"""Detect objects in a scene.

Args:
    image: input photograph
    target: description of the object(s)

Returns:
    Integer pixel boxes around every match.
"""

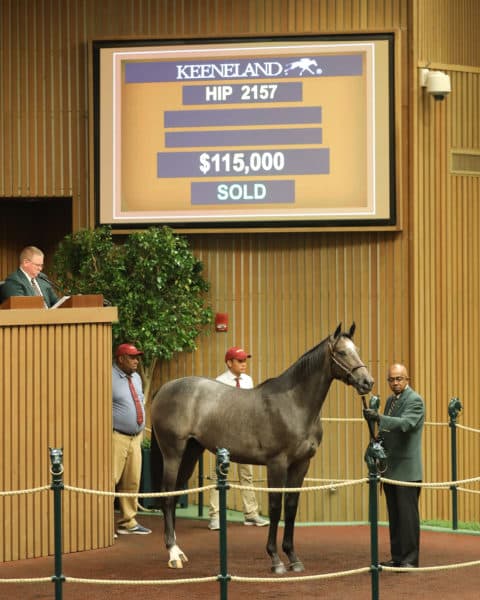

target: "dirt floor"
[1,512,480,599]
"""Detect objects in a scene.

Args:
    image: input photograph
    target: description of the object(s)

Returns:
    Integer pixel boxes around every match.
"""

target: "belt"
[113,428,140,437]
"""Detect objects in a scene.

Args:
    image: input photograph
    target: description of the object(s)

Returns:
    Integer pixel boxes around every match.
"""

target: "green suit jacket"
[0,268,58,308]
[378,386,425,481]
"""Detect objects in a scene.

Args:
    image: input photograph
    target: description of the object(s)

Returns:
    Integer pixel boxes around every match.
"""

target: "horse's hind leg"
[158,447,189,569]
[159,457,184,568]
[162,439,204,569]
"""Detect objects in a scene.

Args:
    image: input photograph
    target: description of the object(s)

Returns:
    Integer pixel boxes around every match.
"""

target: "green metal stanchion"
[365,439,385,600]
[216,448,231,600]
[49,447,65,600]
[362,395,386,600]
[448,397,462,530]
[198,454,204,517]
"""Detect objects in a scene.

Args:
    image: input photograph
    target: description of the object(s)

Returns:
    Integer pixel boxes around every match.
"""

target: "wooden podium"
[0,296,44,309]
[0,299,118,561]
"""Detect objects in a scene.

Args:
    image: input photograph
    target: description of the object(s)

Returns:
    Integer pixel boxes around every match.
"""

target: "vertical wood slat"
[0,310,115,562]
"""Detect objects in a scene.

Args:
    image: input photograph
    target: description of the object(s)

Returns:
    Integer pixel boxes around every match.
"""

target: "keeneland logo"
[284,57,321,75]
[175,58,322,80]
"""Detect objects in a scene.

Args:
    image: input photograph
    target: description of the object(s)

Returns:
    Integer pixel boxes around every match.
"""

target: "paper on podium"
[50,296,71,309]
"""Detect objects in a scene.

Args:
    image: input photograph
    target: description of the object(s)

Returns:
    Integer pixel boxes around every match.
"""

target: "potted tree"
[52,225,213,504]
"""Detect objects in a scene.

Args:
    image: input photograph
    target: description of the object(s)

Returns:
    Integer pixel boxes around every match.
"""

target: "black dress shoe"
[380,560,400,567]
[398,562,417,568]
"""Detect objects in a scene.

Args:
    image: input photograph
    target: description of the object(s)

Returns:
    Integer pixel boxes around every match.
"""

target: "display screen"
[92,35,396,229]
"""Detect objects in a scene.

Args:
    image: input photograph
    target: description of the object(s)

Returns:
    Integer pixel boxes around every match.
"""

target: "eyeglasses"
[387,376,407,383]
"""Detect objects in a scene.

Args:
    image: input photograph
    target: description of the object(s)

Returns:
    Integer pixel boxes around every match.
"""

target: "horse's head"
[329,322,374,395]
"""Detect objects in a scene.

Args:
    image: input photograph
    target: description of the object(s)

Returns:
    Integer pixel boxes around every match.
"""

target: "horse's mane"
[257,334,329,390]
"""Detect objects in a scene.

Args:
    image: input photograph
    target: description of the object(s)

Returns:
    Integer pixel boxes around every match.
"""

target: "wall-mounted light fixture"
[419,67,451,101]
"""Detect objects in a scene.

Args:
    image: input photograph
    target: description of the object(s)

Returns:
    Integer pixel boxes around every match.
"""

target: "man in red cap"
[112,343,151,535]
[208,346,269,530]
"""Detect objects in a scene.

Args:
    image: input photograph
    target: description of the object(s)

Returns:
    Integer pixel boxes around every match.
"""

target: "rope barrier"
[231,566,371,582]
[381,558,480,572]
[457,423,480,434]
[380,475,480,488]
[63,483,217,497]
[2,409,480,598]
[229,478,368,493]
[0,577,52,584]
[5,474,480,500]
[64,575,218,585]
[0,485,50,496]
[458,487,480,494]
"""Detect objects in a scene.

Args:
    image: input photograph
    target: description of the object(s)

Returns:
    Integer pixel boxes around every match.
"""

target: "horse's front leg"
[266,490,286,574]
[281,458,311,572]
[282,490,304,572]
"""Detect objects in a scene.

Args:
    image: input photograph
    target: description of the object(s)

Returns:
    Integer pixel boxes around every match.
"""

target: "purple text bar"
[191,180,295,204]
[157,149,330,178]
[182,82,303,104]
[125,54,363,83]
[166,128,322,148]
[164,106,321,128]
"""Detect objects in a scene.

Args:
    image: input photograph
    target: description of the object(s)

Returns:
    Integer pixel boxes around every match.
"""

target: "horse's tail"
[149,429,164,509]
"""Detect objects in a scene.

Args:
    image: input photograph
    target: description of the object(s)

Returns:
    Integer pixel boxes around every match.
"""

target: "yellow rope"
[0,485,50,496]
[381,475,480,488]
[65,575,218,585]
[231,566,370,582]
[0,577,52,584]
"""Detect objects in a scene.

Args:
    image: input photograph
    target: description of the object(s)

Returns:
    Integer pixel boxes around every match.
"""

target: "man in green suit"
[0,246,58,308]
[364,363,425,568]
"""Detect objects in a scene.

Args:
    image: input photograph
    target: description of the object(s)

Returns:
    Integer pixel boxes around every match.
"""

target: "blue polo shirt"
[112,364,145,435]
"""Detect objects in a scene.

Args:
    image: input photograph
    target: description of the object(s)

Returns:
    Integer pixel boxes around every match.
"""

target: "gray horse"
[151,323,374,573]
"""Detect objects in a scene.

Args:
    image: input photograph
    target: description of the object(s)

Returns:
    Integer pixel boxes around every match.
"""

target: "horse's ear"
[333,323,342,338]
[347,322,356,338]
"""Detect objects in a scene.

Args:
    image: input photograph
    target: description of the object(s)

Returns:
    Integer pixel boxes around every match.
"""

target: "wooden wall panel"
[412,3,480,523]
[0,309,116,561]
[1,0,480,531]
[415,0,480,68]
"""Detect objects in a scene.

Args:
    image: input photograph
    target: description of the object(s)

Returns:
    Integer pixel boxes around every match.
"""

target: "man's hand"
[363,408,380,423]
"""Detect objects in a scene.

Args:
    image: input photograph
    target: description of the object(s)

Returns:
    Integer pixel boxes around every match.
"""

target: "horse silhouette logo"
[284,57,321,76]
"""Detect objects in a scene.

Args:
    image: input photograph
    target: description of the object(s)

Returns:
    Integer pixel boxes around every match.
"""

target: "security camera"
[426,70,451,101]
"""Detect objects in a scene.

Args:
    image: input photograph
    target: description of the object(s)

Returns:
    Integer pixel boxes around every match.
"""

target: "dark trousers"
[383,482,421,566]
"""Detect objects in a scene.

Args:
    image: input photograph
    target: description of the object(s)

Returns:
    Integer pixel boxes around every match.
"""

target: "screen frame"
[91,33,399,232]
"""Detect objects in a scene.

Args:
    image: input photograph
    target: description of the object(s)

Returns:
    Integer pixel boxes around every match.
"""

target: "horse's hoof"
[168,559,184,569]
[288,561,305,573]
[271,563,287,574]
[179,552,189,563]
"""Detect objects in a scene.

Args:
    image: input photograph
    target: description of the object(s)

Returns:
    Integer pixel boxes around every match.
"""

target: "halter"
[328,338,366,378]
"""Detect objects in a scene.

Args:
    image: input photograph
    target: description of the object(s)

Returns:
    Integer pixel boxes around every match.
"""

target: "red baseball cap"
[225,346,251,361]
[115,343,144,357]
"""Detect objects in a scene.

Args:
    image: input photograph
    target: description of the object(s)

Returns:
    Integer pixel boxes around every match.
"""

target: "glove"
[363,408,380,423]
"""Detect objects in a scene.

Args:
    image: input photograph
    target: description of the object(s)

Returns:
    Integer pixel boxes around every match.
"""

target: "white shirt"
[216,369,254,389]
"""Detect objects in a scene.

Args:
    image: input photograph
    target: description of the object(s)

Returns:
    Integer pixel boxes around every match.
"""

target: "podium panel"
[58,294,104,308]
[0,307,118,561]
[0,296,44,309]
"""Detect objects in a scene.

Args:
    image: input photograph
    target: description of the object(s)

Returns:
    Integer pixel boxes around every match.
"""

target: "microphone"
[37,272,65,293]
